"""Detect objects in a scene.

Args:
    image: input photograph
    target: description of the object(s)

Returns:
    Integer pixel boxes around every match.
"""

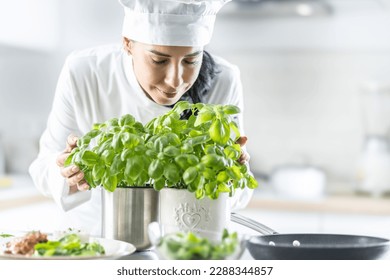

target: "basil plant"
[65,101,258,199]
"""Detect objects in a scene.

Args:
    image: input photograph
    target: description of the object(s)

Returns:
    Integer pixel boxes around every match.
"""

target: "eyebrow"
[148,49,203,58]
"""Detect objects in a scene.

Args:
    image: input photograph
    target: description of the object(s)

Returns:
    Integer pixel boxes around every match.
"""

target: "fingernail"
[78,173,83,179]
[72,166,79,172]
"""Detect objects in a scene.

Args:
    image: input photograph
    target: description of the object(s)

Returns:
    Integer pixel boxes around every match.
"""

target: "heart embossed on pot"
[181,213,201,229]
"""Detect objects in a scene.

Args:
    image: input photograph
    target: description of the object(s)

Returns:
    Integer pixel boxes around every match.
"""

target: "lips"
[156,88,178,98]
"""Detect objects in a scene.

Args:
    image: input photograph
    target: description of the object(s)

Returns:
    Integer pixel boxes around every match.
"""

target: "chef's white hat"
[119,0,231,47]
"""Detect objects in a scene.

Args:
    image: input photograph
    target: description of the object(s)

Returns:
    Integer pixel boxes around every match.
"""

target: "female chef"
[29,0,253,235]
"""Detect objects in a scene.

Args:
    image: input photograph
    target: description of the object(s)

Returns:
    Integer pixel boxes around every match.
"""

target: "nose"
[164,63,183,89]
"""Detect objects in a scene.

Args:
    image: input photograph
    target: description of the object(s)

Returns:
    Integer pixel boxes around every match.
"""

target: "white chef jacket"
[29,44,253,236]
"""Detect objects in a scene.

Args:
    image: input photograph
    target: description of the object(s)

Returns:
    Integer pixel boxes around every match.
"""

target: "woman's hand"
[56,134,89,194]
[236,136,250,165]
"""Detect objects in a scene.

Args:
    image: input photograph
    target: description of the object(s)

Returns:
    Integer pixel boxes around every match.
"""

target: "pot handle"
[231,212,279,235]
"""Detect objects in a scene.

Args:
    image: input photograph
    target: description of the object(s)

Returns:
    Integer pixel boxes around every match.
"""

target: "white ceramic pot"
[159,188,230,240]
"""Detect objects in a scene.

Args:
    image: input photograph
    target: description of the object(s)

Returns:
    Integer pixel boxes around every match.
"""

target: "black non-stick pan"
[231,212,390,260]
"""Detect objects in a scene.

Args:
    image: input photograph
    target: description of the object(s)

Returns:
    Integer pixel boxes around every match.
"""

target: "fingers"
[239,151,251,165]
[57,134,79,167]
[236,136,250,164]
[65,134,79,153]
[56,152,69,167]
[63,168,90,192]
[66,169,90,192]
[77,180,90,191]
[63,165,85,186]
[58,133,90,193]
[69,180,90,194]
[61,164,80,179]
[65,166,90,191]
[236,136,248,147]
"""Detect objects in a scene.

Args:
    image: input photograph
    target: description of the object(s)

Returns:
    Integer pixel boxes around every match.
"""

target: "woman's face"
[123,38,203,105]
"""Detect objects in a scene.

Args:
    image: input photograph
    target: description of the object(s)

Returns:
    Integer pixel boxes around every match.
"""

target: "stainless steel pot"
[101,187,159,251]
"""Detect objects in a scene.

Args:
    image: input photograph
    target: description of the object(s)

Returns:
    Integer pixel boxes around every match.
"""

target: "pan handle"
[231,212,279,235]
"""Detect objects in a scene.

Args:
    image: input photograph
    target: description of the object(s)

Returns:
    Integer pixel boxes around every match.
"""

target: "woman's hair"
[184,50,220,104]
[177,50,220,119]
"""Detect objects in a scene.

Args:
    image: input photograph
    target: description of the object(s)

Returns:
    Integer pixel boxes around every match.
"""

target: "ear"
[122,37,132,54]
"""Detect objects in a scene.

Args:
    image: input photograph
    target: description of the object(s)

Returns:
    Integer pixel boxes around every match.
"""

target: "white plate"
[0,233,136,260]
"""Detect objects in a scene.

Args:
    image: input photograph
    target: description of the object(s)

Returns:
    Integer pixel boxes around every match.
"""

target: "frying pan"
[231,212,390,260]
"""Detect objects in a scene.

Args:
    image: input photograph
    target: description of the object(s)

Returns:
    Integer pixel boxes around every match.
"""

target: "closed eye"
[152,59,168,65]
[184,60,200,65]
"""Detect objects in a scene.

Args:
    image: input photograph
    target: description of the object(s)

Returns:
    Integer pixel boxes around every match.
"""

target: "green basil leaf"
[64,149,77,167]
[183,167,198,185]
[226,166,242,180]
[101,149,115,165]
[222,105,240,115]
[163,146,180,157]
[110,154,125,175]
[188,130,203,137]
[111,132,123,151]
[83,171,94,189]
[217,183,230,193]
[205,182,217,196]
[201,154,226,170]
[195,188,205,199]
[174,154,191,170]
[107,118,119,128]
[145,149,157,158]
[119,114,135,127]
[195,162,205,172]
[103,174,117,192]
[136,171,149,186]
[81,150,99,166]
[209,119,230,146]
[96,140,111,155]
[172,100,191,115]
[202,168,216,180]
[126,156,143,180]
[180,143,193,153]
[223,146,240,160]
[216,171,229,183]
[85,129,100,140]
[240,163,248,173]
[148,159,164,180]
[120,148,131,161]
[154,136,168,152]
[186,154,199,166]
[230,121,241,140]
[92,162,105,181]
[166,133,181,146]
[92,122,103,130]
[204,145,217,155]
[187,134,210,146]
[153,178,166,191]
[246,175,259,189]
[163,163,180,185]
[121,132,142,148]
[194,106,215,127]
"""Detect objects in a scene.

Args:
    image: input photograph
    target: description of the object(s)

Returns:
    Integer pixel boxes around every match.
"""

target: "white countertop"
[0,174,40,201]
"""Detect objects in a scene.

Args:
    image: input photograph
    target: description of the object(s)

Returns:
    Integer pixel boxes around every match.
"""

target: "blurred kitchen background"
[1,0,390,238]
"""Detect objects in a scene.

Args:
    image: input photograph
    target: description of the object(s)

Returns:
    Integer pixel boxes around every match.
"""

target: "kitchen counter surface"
[119,249,254,260]
[0,174,51,211]
[248,191,390,216]
[2,174,390,216]
[2,174,390,260]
